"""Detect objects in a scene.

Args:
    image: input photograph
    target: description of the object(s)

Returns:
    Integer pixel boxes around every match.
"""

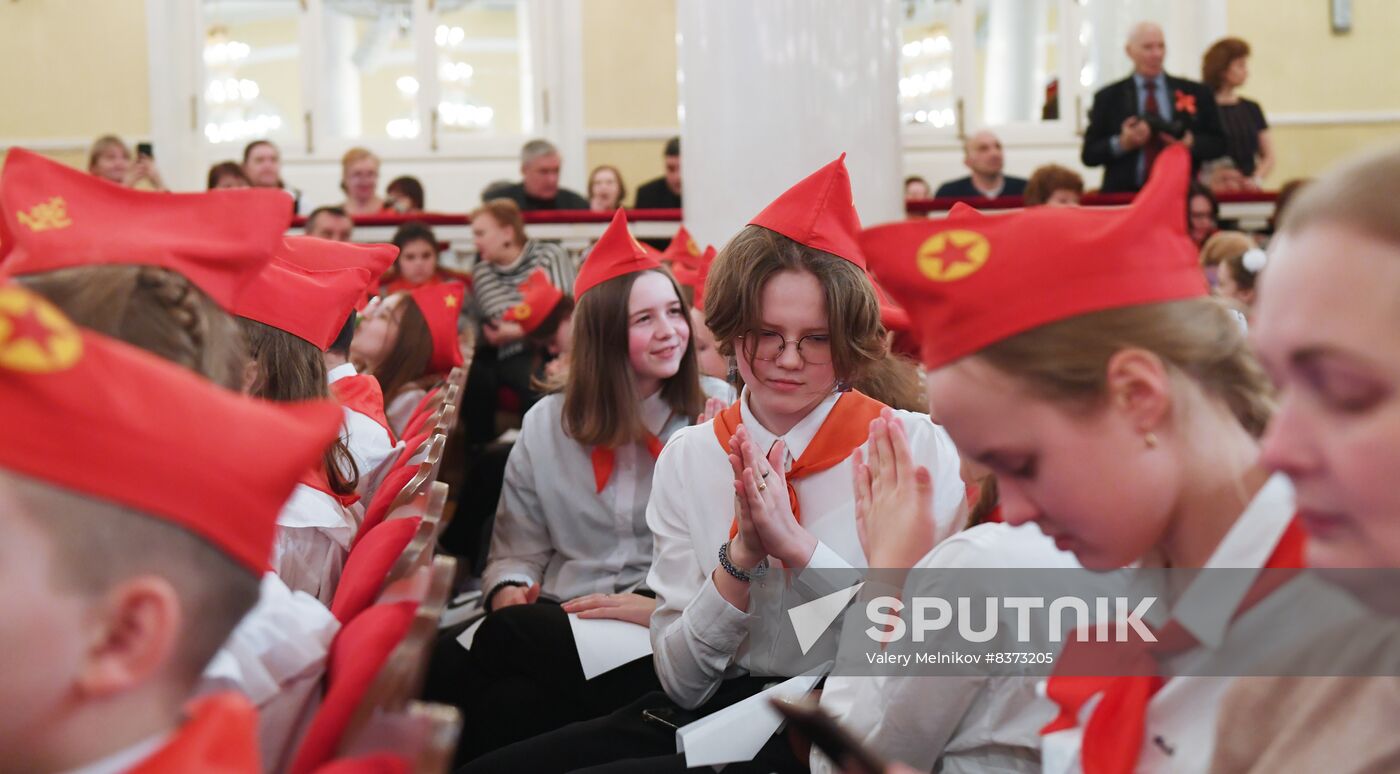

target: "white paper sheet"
[567,613,654,679]
[455,616,486,650]
[675,673,822,768]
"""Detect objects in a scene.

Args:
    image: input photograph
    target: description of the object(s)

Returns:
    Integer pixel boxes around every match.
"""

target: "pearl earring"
[1144,432,1158,449]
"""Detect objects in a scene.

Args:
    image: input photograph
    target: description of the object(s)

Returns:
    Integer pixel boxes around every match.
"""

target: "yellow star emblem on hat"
[444,294,460,309]
[916,229,990,282]
[0,286,83,373]
[16,196,73,233]
[510,301,532,320]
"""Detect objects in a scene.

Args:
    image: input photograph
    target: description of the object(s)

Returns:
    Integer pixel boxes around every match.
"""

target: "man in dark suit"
[1081,21,1225,193]
[934,130,1027,199]
[634,136,682,209]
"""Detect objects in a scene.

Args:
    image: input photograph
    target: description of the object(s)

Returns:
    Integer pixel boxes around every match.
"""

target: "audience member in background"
[305,206,354,242]
[587,165,626,212]
[1199,229,1255,290]
[88,135,165,190]
[339,146,384,216]
[494,139,589,211]
[1023,164,1084,207]
[1266,178,1311,238]
[904,175,932,200]
[352,283,466,436]
[1081,21,1225,192]
[243,139,300,212]
[1199,157,1253,193]
[505,269,576,382]
[1216,240,1267,312]
[481,179,515,202]
[207,161,251,190]
[672,245,729,385]
[386,175,425,213]
[634,136,683,209]
[934,129,1027,199]
[383,221,446,295]
[464,199,578,444]
[1189,181,1220,246]
[1204,36,1274,188]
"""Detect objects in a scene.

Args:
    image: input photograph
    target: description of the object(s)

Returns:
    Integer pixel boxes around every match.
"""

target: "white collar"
[640,388,673,436]
[326,362,358,384]
[63,732,173,774]
[738,388,842,466]
[1168,473,1296,649]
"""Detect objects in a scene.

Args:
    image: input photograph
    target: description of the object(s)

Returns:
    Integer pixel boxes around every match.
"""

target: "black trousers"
[459,676,807,774]
[461,345,539,444]
[425,600,663,765]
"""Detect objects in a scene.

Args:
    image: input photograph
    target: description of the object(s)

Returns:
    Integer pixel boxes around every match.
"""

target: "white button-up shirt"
[646,389,967,709]
[1042,474,1309,774]
[815,523,1083,774]
[327,363,398,496]
[272,484,357,606]
[482,383,726,602]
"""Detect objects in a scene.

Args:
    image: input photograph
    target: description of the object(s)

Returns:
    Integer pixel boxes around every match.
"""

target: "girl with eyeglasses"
[462,157,966,773]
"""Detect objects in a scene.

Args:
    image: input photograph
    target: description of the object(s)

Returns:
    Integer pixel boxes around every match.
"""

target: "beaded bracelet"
[718,540,769,582]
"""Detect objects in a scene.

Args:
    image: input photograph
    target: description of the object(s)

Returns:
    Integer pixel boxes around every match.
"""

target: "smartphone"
[640,706,699,732]
[136,142,154,160]
[770,697,887,774]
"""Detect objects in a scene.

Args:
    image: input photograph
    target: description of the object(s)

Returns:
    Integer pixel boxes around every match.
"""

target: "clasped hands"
[727,425,817,570]
[853,408,944,569]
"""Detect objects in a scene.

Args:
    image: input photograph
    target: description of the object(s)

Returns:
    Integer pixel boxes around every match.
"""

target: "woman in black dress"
[1203,37,1275,189]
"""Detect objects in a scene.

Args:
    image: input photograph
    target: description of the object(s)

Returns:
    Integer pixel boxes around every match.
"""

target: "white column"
[677,0,904,249]
[320,12,362,139]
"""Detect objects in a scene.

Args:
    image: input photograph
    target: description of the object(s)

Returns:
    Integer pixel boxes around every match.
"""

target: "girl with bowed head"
[862,145,1300,774]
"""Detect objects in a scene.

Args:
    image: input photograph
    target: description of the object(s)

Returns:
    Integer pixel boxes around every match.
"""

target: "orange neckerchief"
[1041,517,1308,774]
[713,390,887,538]
[299,464,362,508]
[128,693,260,773]
[330,373,397,444]
[591,434,665,493]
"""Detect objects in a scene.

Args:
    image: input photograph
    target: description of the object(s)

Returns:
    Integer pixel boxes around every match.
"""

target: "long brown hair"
[20,265,247,390]
[854,354,926,412]
[239,319,359,495]
[371,293,437,404]
[976,298,1273,437]
[562,269,704,448]
[704,225,886,384]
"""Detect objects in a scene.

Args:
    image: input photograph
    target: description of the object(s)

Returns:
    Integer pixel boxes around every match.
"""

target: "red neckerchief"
[712,390,887,538]
[330,373,397,444]
[299,464,362,508]
[127,693,260,773]
[1041,517,1308,774]
[591,434,665,493]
